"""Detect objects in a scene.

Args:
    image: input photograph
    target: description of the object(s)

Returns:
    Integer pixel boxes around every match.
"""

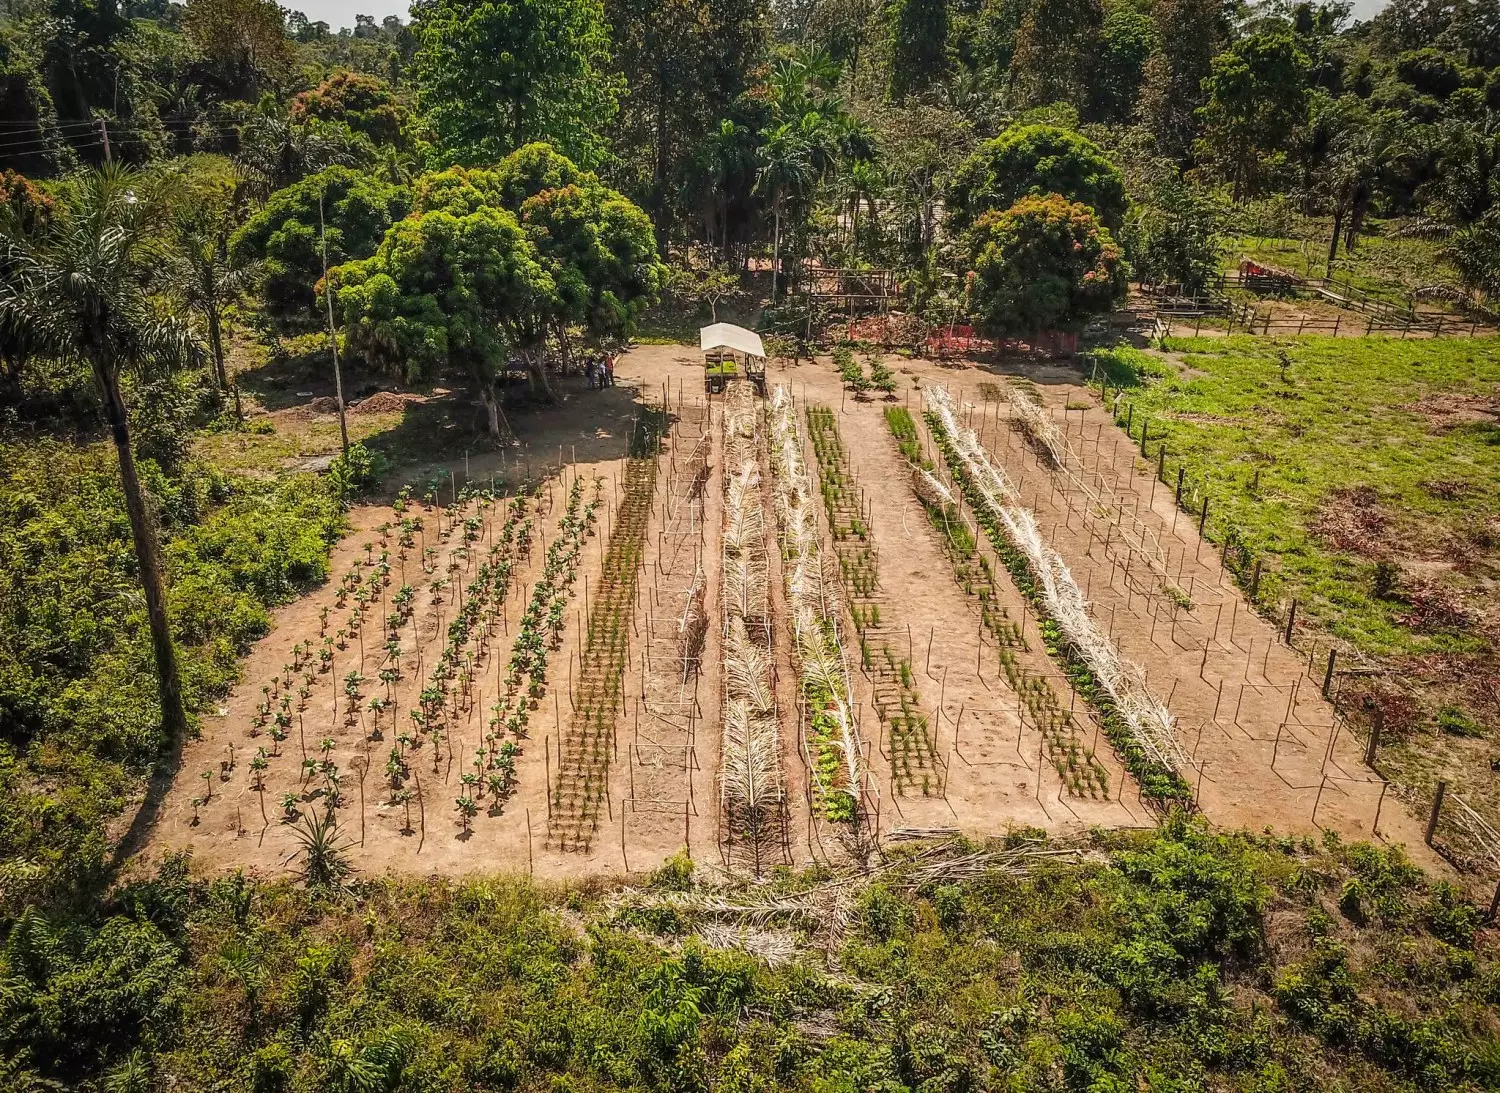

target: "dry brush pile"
[720,383,783,866]
[805,404,940,795]
[923,387,1192,803]
[768,386,862,824]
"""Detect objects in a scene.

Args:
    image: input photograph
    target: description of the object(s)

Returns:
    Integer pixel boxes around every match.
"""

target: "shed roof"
[699,323,765,359]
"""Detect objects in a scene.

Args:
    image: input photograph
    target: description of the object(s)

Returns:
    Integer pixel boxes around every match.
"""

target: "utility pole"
[318,196,351,462]
[98,118,112,165]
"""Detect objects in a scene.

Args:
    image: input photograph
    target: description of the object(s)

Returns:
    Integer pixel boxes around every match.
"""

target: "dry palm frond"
[720,384,781,815]
[925,386,1189,777]
[1006,384,1181,600]
[767,386,863,806]
[913,468,955,508]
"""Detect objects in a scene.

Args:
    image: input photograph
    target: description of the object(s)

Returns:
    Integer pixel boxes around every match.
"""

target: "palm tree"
[0,166,201,743]
[840,159,883,263]
[163,216,259,421]
[755,124,815,302]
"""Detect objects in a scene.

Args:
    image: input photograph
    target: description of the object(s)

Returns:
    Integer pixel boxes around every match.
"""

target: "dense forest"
[2,0,1500,1087]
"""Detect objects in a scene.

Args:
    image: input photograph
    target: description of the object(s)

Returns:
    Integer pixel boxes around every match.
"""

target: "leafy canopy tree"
[339,146,661,427]
[1121,175,1226,291]
[605,0,764,240]
[181,0,294,101]
[519,181,666,352]
[965,194,1127,337]
[291,71,411,148]
[1090,4,1158,123]
[1195,30,1310,202]
[886,0,949,99]
[229,166,410,326]
[0,167,203,743]
[335,202,552,442]
[410,0,620,168]
[1136,0,1229,161]
[0,171,55,402]
[947,124,1127,235]
[1008,0,1103,112]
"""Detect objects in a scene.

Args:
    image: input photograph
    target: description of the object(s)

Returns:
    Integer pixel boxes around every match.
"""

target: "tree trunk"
[1345,189,1369,254]
[771,199,781,303]
[525,343,557,402]
[96,357,188,743]
[1326,191,1347,278]
[207,308,242,422]
[477,377,514,443]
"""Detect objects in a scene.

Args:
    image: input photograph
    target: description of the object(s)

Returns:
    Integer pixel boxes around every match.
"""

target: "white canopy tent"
[699,323,765,359]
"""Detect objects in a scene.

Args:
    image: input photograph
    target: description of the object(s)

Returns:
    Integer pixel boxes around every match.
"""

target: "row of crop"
[831,345,897,398]
[922,387,1192,803]
[884,408,1110,797]
[721,384,782,829]
[236,485,530,830]
[805,404,942,793]
[767,385,861,823]
[550,457,657,848]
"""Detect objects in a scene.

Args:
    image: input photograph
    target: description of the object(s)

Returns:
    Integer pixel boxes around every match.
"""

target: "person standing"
[584,358,597,389]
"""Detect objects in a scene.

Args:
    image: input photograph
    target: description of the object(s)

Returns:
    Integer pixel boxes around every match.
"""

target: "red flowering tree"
[964,193,1127,338]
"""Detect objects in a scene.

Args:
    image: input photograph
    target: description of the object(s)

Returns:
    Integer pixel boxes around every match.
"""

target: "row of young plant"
[831,345,897,398]
[720,384,783,840]
[805,404,942,794]
[922,387,1192,803]
[236,484,532,832]
[767,386,862,823]
[884,407,1110,798]
[550,456,657,850]
[477,476,602,830]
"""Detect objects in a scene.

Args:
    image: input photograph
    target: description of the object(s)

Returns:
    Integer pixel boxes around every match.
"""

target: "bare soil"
[136,343,1444,884]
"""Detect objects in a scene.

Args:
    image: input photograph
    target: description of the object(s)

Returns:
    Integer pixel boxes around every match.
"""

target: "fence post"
[1284,598,1297,645]
[1249,559,1262,601]
[1365,706,1382,766]
[1333,316,1340,336]
[1174,466,1185,505]
[1425,780,1447,845]
[1321,648,1336,697]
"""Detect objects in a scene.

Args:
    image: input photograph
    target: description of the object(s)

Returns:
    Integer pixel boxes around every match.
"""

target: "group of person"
[584,351,617,389]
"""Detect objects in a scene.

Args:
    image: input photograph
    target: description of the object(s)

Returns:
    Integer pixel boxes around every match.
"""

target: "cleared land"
[144,339,1479,881]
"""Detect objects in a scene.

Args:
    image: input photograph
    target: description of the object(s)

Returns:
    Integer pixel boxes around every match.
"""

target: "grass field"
[1088,335,1500,830]
[1224,218,1464,312]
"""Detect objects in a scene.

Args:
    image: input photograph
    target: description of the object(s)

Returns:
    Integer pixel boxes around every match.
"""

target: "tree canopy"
[946,124,1127,236]
[965,193,1127,335]
[410,0,620,168]
[229,166,411,323]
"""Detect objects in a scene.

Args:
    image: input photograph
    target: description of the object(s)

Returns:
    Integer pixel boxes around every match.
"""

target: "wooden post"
[1284,598,1297,645]
[1249,559,1262,602]
[1365,706,1382,766]
[1321,648,1336,698]
[1425,779,1447,845]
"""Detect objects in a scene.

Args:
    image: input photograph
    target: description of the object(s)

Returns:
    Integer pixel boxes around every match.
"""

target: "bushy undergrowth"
[3,821,1497,1090]
[0,440,345,910]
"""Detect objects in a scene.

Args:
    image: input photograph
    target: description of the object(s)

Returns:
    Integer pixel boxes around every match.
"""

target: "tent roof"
[699,323,765,359]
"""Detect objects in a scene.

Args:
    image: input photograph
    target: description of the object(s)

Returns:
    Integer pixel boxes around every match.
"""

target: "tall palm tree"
[0,166,202,743]
[755,123,815,302]
[163,216,259,421]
